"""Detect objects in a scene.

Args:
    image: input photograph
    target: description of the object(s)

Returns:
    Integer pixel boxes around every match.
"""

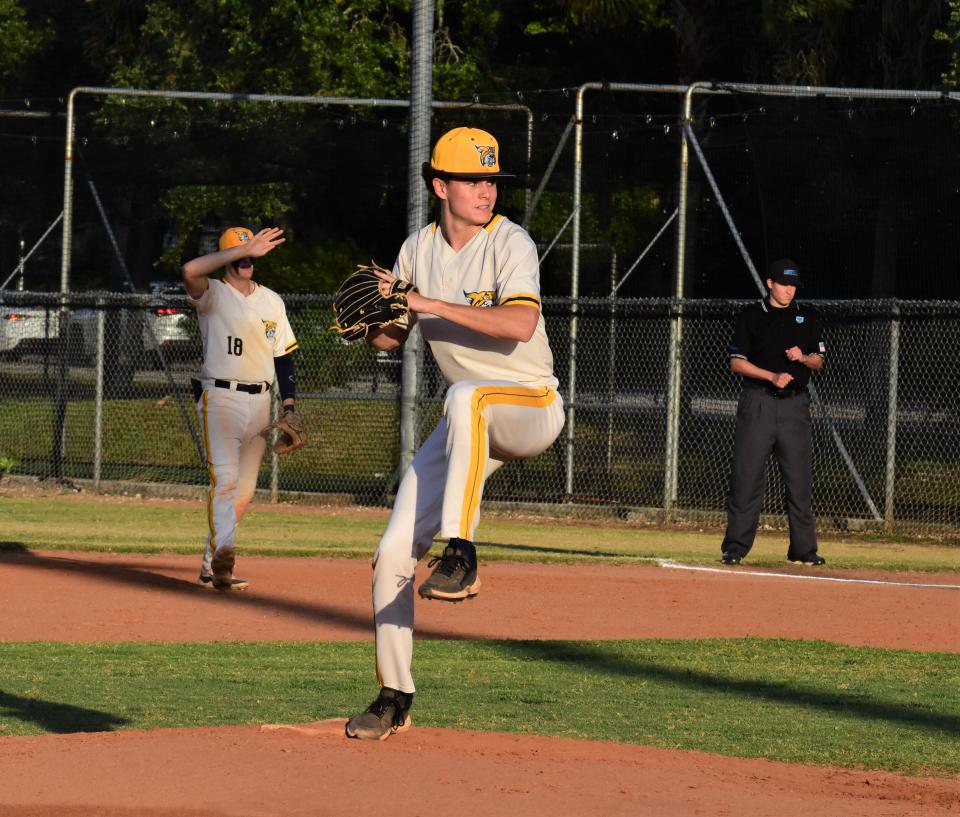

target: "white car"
[142,282,194,362]
[0,305,57,358]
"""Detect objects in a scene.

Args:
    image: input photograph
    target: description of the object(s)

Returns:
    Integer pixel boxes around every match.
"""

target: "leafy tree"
[0,0,51,85]
[936,0,960,86]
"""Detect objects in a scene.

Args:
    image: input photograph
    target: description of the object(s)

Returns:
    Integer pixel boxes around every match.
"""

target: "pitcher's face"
[436,178,498,227]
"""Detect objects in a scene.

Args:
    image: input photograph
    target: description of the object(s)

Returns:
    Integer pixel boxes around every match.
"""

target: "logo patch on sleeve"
[263,320,277,340]
[463,290,496,308]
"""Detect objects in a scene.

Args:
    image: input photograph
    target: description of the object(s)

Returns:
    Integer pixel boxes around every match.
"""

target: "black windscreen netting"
[680,91,960,300]
[8,87,960,301]
[61,95,552,295]
[565,88,960,301]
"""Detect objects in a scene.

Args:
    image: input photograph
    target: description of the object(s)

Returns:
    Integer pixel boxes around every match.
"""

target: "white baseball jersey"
[393,214,558,389]
[191,278,298,382]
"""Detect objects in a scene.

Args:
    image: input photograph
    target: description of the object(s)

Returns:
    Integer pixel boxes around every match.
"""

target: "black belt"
[744,382,807,399]
[213,379,266,394]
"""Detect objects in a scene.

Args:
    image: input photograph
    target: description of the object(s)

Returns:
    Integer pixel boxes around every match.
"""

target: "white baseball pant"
[371,380,564,693]
[197,387,271,574]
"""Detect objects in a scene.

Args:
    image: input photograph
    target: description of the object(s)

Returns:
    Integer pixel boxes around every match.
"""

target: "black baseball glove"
[330,262,416,343]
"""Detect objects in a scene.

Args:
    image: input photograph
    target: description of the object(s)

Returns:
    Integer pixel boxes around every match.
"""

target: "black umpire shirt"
[730,299,826,390]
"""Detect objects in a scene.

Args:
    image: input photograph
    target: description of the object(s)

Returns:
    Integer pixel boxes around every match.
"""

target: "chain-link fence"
[1,288,957,535]
[5,83,960,537]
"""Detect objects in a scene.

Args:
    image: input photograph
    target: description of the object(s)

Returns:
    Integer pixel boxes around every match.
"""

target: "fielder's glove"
[269,406,306,454]
[330,262,416,343]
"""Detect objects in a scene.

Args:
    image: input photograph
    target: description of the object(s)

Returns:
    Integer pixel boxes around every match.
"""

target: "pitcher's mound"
[1,724,957,817]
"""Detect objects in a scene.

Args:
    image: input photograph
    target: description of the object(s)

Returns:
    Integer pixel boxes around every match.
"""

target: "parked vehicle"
[0,282,197,367]
[0,305,58,359]
[142,282,195,362]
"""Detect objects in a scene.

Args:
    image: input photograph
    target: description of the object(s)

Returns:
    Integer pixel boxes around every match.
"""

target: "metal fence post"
[398,0,434,477]
[664,85,702,514]
[270,382,280,503]
[566,88,589,499]
[884,303,901,532]
[93,302,105,490]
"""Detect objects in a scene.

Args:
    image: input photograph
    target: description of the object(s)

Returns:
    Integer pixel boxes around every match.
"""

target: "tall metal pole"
[399,0,434,475]
[566,87,587,498]
[51,89,81,480]
[663,84,704,514]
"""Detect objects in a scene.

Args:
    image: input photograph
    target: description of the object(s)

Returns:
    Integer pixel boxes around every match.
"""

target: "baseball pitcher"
[341,127,565,740]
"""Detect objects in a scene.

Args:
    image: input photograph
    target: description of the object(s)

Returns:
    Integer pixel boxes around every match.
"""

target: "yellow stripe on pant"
[459,385,558,540]
[201,390,218,551]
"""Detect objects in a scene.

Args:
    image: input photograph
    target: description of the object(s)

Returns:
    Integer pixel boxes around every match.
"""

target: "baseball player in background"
[345,126,565,740]
[182,226,300,590]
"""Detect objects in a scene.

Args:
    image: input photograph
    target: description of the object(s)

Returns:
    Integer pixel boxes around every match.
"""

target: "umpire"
[721,258,827,566]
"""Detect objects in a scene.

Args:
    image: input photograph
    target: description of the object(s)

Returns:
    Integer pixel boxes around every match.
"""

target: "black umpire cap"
[768,258,802,287]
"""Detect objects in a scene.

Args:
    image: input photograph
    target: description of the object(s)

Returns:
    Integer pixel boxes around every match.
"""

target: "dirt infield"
[1,550,958,816]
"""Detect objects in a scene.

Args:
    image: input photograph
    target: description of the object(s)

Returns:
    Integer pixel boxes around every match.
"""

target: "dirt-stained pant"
[197,387,271,575]
[371,380,565,693]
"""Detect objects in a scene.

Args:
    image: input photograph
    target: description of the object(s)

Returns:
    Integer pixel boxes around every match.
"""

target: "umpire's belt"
[211,379,268,394]
[744,382,807,399]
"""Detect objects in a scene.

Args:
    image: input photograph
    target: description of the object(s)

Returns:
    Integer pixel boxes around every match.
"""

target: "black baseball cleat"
[418,538,480,601]
[721,552,742,565]
[345,687,413,741]
[789,554,826,566]
[198,573,249,590]
[209,549,245,590]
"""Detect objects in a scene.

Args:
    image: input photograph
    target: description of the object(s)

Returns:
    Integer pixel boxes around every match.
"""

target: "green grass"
[1,494,957,778]
[0,495,957,571]
[0,639,956,776]
[4,391,960,523]
[0,396,401,477]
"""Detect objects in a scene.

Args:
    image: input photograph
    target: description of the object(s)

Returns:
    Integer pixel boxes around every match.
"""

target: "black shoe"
[789,554,826,566]
[198,573,249,590]
[721,552,742,565]
[345,688,413,741]
[418,538,480,601]
[210,549,239,590]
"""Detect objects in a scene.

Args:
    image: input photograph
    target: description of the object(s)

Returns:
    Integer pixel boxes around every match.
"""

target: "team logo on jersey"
[263,320,277,340]
[796,316,805,324]
[464,290,496,308]
[475,145,497,168]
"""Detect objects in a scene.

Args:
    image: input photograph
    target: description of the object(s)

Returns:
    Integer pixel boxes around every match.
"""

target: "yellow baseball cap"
[425,127,514,179]
[219,226,253,251]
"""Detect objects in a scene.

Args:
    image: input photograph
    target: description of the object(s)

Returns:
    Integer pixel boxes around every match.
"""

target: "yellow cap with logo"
[425,127,515,178]
[219,226,253,251]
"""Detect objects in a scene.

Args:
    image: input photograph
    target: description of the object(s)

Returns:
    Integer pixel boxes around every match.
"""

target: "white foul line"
[651,559,960,590]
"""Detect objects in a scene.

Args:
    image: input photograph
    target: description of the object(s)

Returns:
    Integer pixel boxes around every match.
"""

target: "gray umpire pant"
[721,387,818,559]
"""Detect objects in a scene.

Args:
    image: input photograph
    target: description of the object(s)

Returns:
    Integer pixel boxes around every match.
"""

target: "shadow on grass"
[0,690,128,734]
[0,541,28,552]
[475,540,645,559]
[491,640,959,736]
